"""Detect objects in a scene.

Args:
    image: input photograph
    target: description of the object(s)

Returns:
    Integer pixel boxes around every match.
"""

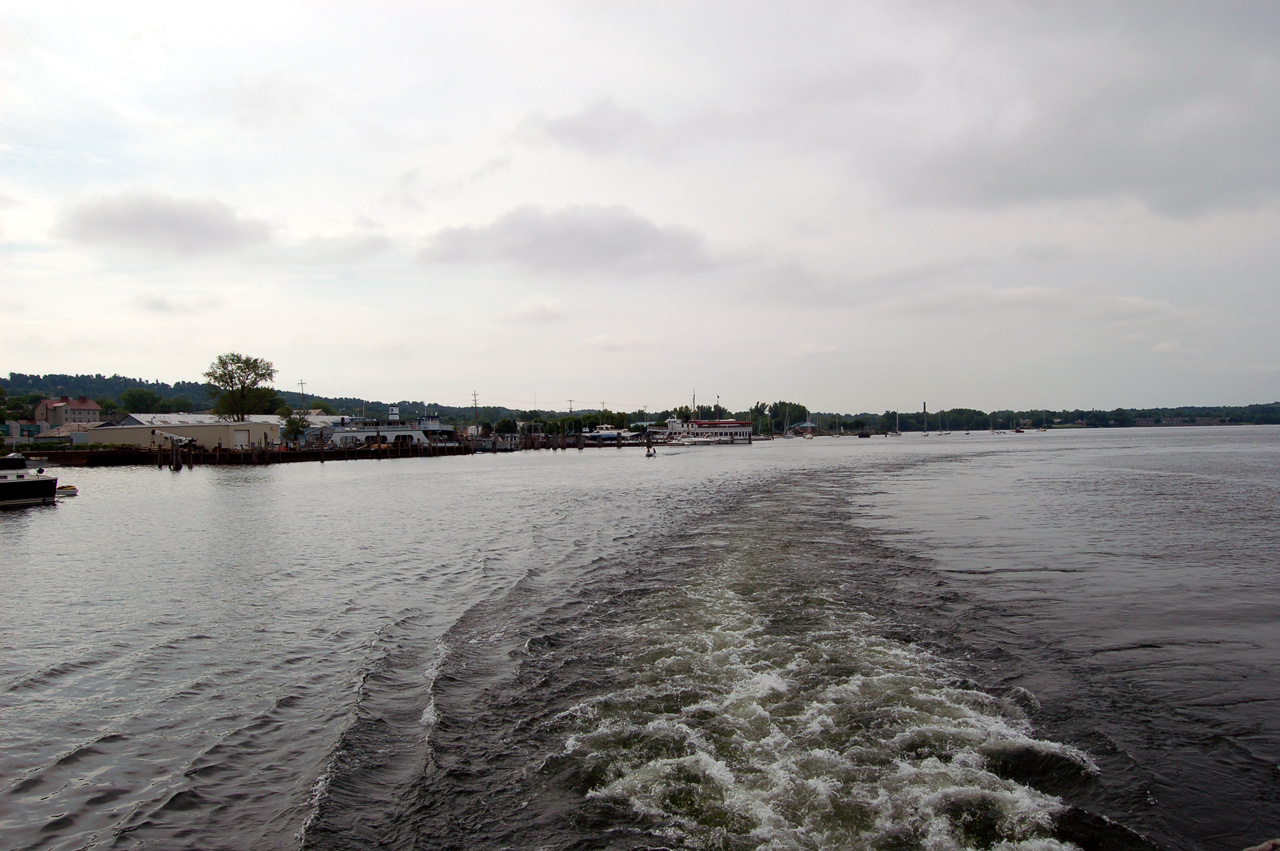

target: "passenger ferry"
[649,419,754,445]
[327,415,458,448]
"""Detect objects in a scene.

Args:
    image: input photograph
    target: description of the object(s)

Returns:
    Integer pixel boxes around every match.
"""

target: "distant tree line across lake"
[3,372,1278,434]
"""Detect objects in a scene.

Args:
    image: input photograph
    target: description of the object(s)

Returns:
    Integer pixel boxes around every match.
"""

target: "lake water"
[2,428,1278,851]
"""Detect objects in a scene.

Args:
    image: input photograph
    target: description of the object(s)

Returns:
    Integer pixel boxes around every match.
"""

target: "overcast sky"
[3,1,1278,414]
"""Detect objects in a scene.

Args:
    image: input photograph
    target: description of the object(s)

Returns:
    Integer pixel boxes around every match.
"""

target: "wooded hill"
[3,373,1277,430]
[0,372,529,425]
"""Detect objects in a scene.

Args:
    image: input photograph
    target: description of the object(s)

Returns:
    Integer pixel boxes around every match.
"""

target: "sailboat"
[891,411,902,436]
[922,403,929,436]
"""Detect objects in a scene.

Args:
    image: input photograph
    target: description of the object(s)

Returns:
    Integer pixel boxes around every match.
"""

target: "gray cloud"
[524,98,657,156]
[890,3,1280,215]
[754,257,993,309]
[420,205,714,276]
[220,73,309,129]
[583,332,643,352]
[572,4,1280,217]
[505,295,570,322]
[1084,294,1181,324]
[134,292,222,314]
[57,190,272,255]
[299,234,393,264]
[384,157,512,210]
[137,294,179,313]
[886,283,1184,335]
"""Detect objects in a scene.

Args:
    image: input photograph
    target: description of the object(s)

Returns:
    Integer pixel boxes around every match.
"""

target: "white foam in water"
[293,760,336,843]
[419,639,448,741]
[557,572,1092,849]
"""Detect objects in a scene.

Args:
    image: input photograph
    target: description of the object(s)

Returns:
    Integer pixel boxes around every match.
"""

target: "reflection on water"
[1,428,1277,850]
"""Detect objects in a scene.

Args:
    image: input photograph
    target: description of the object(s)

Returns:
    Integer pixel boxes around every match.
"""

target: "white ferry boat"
[327,415,457,448]
[649,419,754,445]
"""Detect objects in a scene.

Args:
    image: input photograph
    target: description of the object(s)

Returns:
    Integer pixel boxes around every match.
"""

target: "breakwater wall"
[38,443,474,468]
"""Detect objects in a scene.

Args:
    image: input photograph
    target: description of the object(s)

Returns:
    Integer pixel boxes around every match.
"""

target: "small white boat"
[57,485,79,497]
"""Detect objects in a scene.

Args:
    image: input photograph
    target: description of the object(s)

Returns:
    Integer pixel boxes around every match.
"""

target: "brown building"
[34,396,102,426]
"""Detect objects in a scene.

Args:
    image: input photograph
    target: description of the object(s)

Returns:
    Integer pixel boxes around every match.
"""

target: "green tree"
[310,399,337,415]
[767,401,808,433]
[494,418,518,434]
[12,393,42,420]
[205,353,277,422]
[277,405,311,442]
[95,397,120,416]
[121,387,164,413]
[245,389,285,416]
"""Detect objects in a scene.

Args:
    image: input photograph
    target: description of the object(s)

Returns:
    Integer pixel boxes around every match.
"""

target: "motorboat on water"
[0,453,58,507]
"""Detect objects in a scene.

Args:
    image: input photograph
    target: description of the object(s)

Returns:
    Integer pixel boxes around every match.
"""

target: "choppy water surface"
[1,428,1277,851]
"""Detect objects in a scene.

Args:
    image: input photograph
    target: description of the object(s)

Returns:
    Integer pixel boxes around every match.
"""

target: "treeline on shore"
[3,372,1277,434]
[827,404,1280,434]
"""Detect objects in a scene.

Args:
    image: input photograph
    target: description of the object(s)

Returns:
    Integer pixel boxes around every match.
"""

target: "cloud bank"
[56,190,273,255]
[887,3,1280,216]
[419,205,714,276]
[524,98,658,157]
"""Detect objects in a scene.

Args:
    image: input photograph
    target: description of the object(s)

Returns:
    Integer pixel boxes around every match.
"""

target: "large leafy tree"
[205,353,277,422]
[766,401,808,432]
[277,405,311,442]
[120,387,164,413]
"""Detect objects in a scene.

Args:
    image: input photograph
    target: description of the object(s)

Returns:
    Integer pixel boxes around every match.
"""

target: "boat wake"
[307,473,1159,850]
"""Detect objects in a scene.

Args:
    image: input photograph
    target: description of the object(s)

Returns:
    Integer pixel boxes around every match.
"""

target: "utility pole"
[298,380,307,413]
[473,391,480,434]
